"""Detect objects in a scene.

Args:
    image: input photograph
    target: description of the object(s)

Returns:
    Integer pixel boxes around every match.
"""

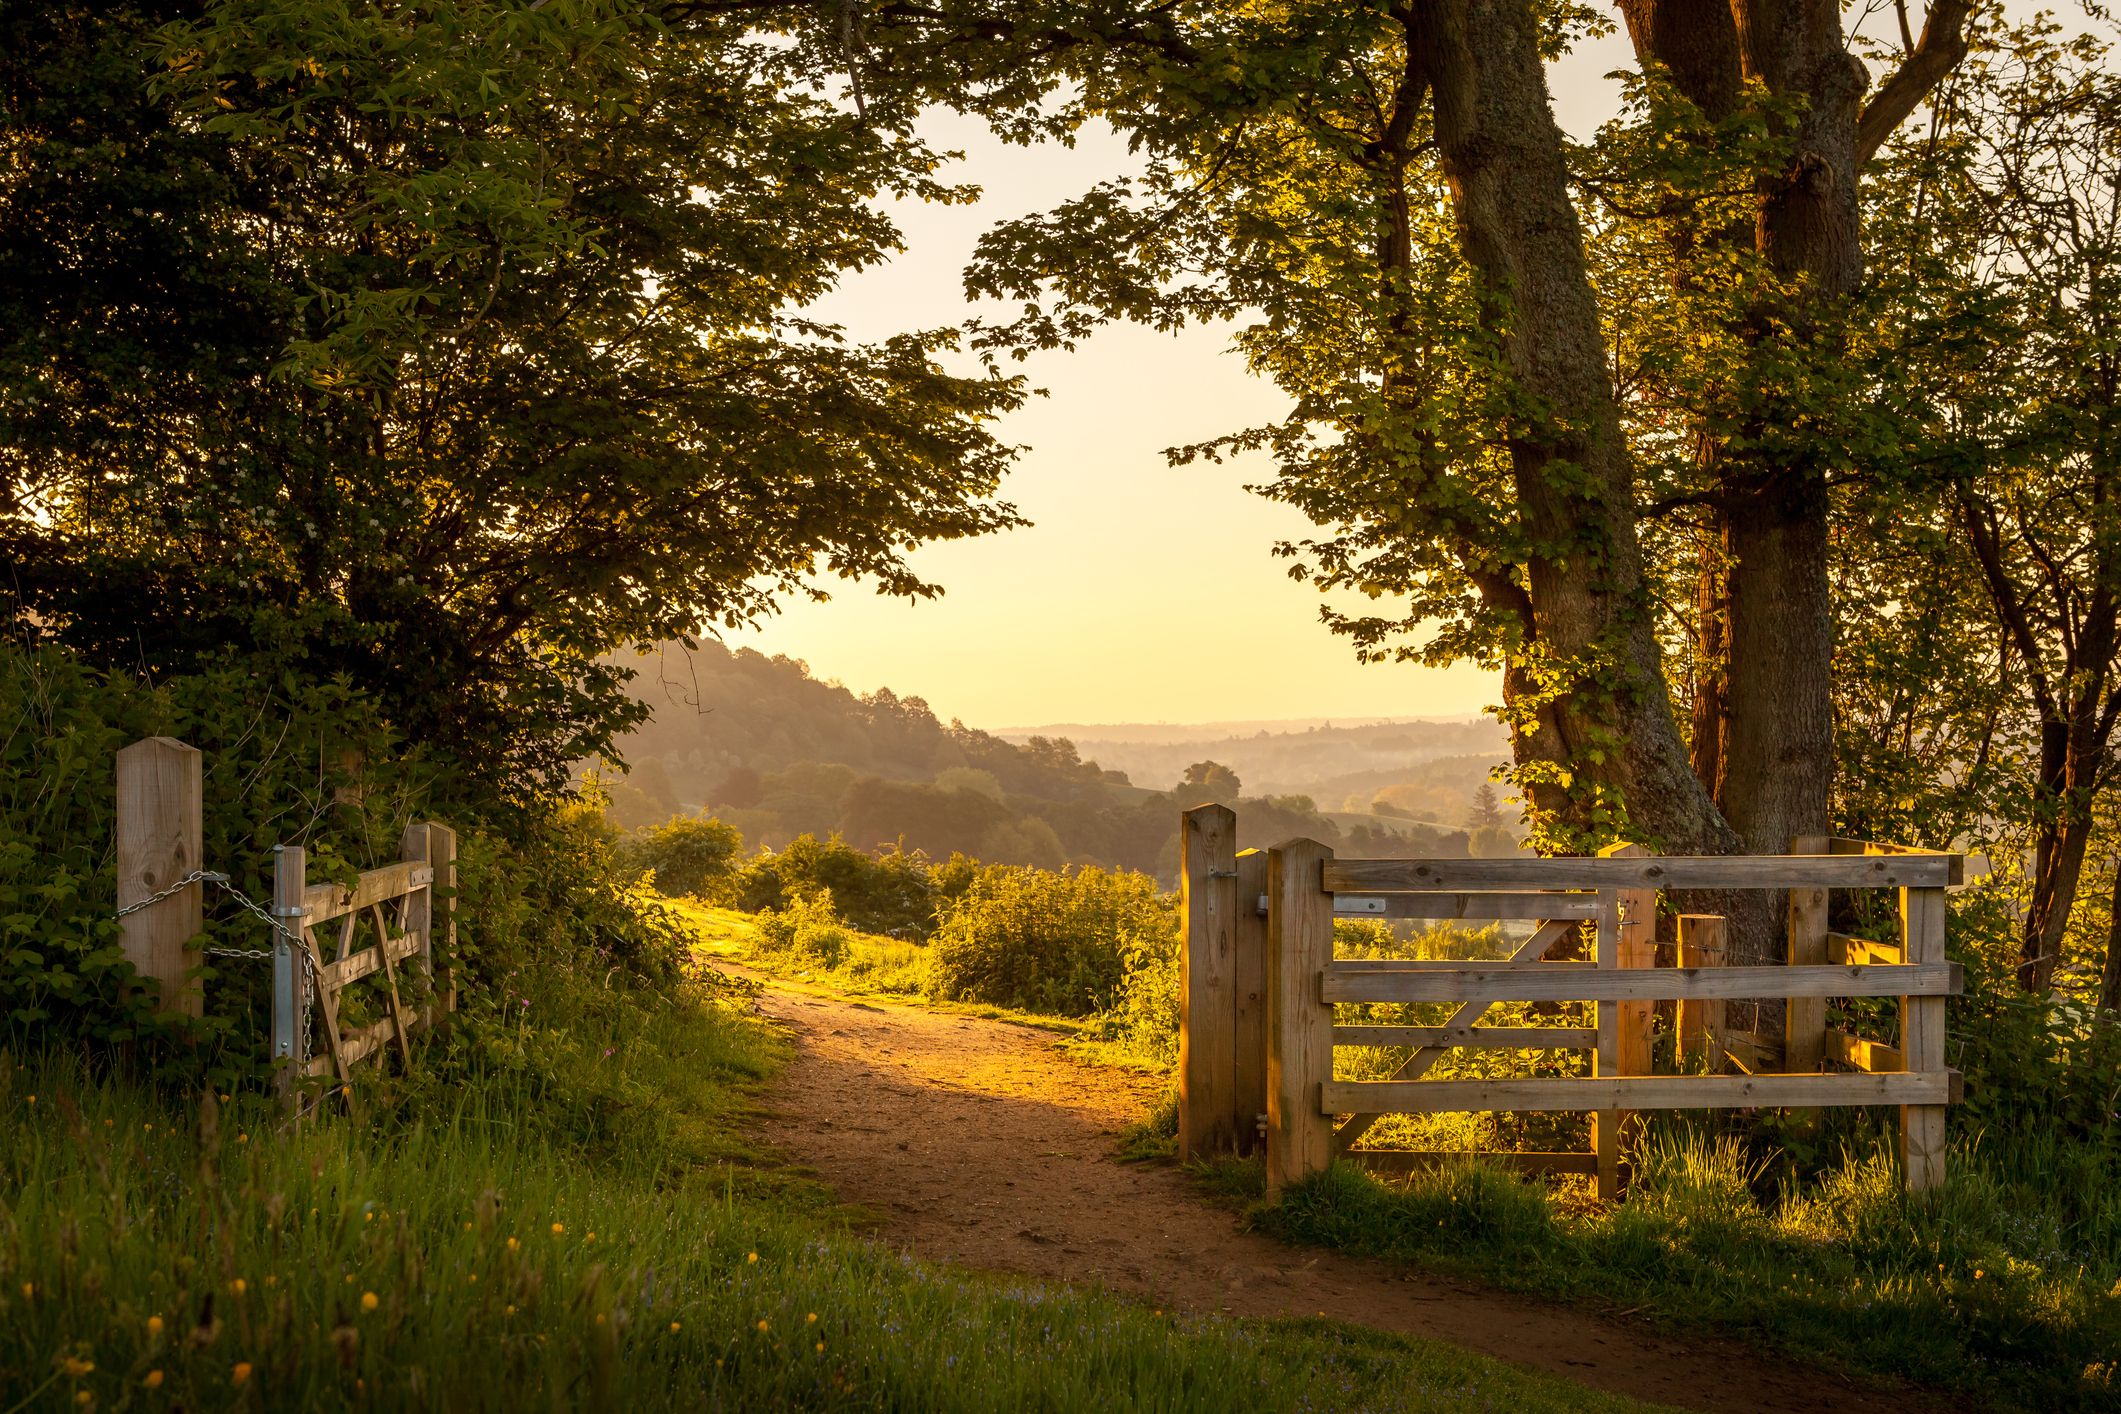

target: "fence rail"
[1175,804,1961,1200]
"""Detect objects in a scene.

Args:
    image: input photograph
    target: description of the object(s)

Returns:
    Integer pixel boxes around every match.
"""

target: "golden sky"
[730,29,1636,730]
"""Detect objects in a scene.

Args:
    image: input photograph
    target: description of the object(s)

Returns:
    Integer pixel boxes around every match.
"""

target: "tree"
[0,0,1023,792]
[1468,782,1505,832]
[1178,761,1243,802]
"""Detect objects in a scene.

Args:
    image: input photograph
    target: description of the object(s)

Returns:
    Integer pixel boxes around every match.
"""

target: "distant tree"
[936,767,1006,802]
[1468,824,1518,859]
[714,766,765,811]
[616,815,745,898]
[1469,783,1505,832]
[1178,761,1243,801]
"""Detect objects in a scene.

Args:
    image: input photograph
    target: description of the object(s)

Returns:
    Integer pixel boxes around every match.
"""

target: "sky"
[727,27,1638,731]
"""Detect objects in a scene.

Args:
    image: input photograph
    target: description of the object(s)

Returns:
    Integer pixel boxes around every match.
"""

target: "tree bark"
[2102,858,2121,1011]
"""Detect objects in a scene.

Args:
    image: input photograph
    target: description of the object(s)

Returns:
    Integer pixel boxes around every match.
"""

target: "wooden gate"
[1175,804,1962,1199]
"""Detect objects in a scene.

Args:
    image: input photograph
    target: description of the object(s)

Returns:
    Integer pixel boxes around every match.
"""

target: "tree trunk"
[2101,858,2121,1011]
[1411,0,1743,893]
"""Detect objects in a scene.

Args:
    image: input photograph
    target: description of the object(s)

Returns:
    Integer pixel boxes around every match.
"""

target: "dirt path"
[744,975,1948,1414]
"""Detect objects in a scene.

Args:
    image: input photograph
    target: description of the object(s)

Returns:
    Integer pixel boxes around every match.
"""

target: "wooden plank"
[400,822,437,1024]
[1333,1025,1596,1049]
[1323,854,1957,892]
[1598,843,1654,1201]
[1825,1029,1905,1073]
[1829,836,1966,886]
[1721,1029,1784,1073]
[1232,848,1270,1156]
[1900,886,1949,1192]
[1349,1150,1601,1177]
[115,737,205,1018]
[429,823,458,1011]
[1322,962,1960,1004]
[1827,932,1904,965]
[1331,917,1583,1155]
[370,902,416,1066]
[1326,959,1601,973]
[304,860,435,926]
[1675,914,1727,1067]
[1332,892,1603,921]
[1178,804,1240,1162]
[315,931,424,992]
[271,844,306,1105]
[1786,834,1831,1088]
[302,1017,398,1077]
[1266,838,1335,1194]
[1320,1071,1955,1114]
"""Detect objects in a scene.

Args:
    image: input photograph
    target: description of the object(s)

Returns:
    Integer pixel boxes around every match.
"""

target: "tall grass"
[0,962,1657,1413]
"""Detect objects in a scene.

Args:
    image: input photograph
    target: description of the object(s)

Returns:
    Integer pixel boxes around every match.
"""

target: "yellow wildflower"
[815,1341,826,1354]
[550,1223,564,1236]
[61,1357,94,1377]
[745,1251,758,1264]
[232,1278,247,1297]
[232,1362,253,1385]
[756,1319,769,1333]
[806,1312,817,1324]
[506,1237,519,1252]
[144,1371,163,1389]
[669,1321,681,1333]
[147,1316,164,1337]
[360,1291,379,1312]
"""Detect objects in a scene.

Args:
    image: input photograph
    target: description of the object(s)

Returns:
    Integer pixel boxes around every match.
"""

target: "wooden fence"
[1176,804,1962,1199]
[114,735,457,1097]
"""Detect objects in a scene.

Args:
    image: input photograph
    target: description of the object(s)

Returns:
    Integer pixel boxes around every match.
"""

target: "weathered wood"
[1232,848,1270,1156]
[1595,843,1655,1201]
[303,1016,399,1077]
[315,931,424,991]
[115,737,205,1018]
[1333,1024,1597,1049]
[1322,962,1959,1004]
[1675,914,1727,1067]
[1827,932,1904,965]
[428,822,458,1010]
[1321,1071,1956,1113]
[400,822,437,1023]
[1179,804,1240,1162]
[1327,958,1601,973]
[1331,917,1583,1155]
[303,860,435,926]
[1826,1029,1905,1073]
[1349,1150,1601,1177]
[1721,1029,1785,1074]
[1786,834,1832,1084]
[1827,836,1966,886]
[1331,892,1603,921]
[1323,854,1956,892]
[1266,838,1335,1194]
[369,902,416,1067]
[1900,886,1949,1192]
[271,844,306,1103]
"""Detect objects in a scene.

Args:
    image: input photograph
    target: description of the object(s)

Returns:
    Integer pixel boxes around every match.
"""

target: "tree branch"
[1855,0,1972,165]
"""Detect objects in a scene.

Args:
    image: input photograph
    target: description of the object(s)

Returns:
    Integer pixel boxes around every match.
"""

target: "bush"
[616,813,745,897]
[751,890,853,972]
[927,863,1174,1016]
[721,833,936,936]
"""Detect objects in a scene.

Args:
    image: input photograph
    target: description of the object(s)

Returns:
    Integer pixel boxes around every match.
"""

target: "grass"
[1217,1123,2121,1413]
[0,957,1668,1412]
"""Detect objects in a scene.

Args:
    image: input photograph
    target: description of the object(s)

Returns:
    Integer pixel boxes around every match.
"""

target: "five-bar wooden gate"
[1176,804,1962,1199]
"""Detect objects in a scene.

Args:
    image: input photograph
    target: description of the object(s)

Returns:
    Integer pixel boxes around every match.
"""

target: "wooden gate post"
[1179,804,1239,1161]
[1593,842,1655,1200]
[1232,847,1270,1155]
[401,821,459,1020]
[1899,884,1948,1191]
[271,844,306,1105]
[115,737,205,1018]
[1266,838,1334,1194]
[1675,914,1727,1067]
[1786,835,1832,1129]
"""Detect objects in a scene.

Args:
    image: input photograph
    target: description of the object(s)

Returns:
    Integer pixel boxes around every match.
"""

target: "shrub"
[927,863,1174,1016]
[752,890,852,972]
[722,834,937,936]
[616,813,745,897]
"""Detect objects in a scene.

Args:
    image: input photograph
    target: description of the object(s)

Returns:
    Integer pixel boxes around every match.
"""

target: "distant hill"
[601,642,1509,878]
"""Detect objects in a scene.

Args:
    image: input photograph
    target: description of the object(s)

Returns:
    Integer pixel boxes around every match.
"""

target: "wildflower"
[594,1314,606,1326]
[669,1322,681,1333]
[507,1237,519,1252]
[806,1312,817,1324]
[468,1274,477,1284]
[551,1223,564,1236]
[144,1123,153,1132]
[585,1233,595,1244]
[360,1292,379,1312]
[505,1305,516,1316]
[61,1357,94,1377]
[74,1392,92,1408]
[364,1213,373,1223]
[144,1371,163,1389]
[233,1362,253,1385]
[464,1221,473,1231]
[237,1133,248,1144]
[1974,1269,1985,1280]
[756,1319,769,1333]
[147,1316,164,1337]
[232,1278,247,1297]
[745,1252,758,1265]
[815,1341,826,1354]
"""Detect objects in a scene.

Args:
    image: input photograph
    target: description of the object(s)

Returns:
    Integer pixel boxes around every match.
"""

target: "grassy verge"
[1213,1125,2120,1413]
[0,959,1664,1412]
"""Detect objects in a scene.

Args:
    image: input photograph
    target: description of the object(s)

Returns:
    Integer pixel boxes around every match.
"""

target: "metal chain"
[115,868,314,1070]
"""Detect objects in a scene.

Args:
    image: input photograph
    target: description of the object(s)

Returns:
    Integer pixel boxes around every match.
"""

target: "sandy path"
[743,975,1949,1414]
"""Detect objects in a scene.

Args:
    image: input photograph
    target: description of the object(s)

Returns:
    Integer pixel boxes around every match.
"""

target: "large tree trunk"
[2022,695,2115,992]
[1411,0,1738,870]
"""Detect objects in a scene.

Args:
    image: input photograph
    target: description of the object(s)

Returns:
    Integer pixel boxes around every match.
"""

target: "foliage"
[927,865,1175,1017]
[613,814,745,900]
[751,892,854,974]
[719,834,938,938]
[0,1,1022,793]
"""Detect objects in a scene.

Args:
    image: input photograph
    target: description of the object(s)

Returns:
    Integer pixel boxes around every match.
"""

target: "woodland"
[3,0,2120,1410]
